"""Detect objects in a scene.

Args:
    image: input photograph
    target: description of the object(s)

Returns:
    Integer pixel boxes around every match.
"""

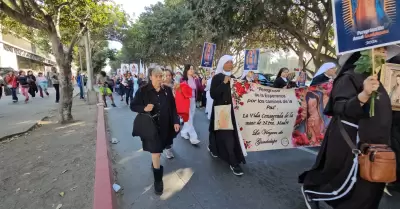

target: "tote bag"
[214,105,234,130]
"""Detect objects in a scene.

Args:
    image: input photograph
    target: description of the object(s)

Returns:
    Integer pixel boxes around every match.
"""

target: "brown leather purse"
[338,118,397,183]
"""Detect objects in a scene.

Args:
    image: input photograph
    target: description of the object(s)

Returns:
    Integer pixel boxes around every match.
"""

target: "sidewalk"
[0,87,79,140]
[0,97,97,209]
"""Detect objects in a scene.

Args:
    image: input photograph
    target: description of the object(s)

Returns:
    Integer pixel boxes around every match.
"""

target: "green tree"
[188,0,335,68]
[0,0,127,122]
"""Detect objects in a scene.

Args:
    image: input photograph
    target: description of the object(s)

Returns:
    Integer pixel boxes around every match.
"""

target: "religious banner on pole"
[231,80,333,151]
[121,64,129,74]
[130,63,138,75]
[200,42,216,68]
[332,0,400,55]
[244,49,260,71]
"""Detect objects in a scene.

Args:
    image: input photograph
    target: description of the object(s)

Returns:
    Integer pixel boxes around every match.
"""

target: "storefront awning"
[2,43,56,66]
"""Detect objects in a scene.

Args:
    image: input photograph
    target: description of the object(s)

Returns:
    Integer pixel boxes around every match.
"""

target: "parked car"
[255,73,275,87]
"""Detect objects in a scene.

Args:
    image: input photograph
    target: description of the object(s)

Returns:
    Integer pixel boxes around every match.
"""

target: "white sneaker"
[181,133,189,140]
[165,149,174,159]
[189,138,200,145]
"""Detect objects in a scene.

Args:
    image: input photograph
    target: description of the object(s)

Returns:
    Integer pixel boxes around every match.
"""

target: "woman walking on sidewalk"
[180,64,200,145]
[208,55,246,176]
[18,71,30,103]
[5,71,18,103]
[50,67,60,103]
[37,72,49,98]
[27,70,38,98]
[131,67,180,195]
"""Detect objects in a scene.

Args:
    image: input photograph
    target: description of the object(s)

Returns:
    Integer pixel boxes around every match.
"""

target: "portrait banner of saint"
[333,0,399,54]
[244,49,260,71]
[200,42,216,68]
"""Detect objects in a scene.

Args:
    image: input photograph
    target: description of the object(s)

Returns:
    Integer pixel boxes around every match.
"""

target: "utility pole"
[84,30,96,104]
[84,31,93,91]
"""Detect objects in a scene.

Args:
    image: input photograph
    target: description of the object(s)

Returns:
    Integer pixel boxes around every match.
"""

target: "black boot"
[153,165,164,195]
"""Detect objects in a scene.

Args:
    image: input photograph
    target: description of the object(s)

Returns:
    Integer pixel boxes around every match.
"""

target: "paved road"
[107,98,400,209]
[0,87,79,139]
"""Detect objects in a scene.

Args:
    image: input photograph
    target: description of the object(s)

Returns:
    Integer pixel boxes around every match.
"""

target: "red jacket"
[175,83,192,122]
[5,75,18,88]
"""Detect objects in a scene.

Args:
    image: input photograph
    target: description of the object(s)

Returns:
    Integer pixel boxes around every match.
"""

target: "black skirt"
[209,130,246,166]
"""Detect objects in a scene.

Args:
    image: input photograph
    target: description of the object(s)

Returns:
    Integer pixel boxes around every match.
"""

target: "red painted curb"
[93,100,117,209]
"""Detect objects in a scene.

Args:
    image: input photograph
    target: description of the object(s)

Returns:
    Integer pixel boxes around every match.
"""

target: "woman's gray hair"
[147,67,163,81]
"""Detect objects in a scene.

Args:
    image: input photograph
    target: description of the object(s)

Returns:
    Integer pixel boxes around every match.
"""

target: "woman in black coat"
[299,52,392,209]
[130,67,180,195]
[27,70,38,97]
[208,55,246,176]
[273,67,290,88]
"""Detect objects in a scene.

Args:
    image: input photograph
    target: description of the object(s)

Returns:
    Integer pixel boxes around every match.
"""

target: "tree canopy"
[118,0,335,71]
[0,0,128,122]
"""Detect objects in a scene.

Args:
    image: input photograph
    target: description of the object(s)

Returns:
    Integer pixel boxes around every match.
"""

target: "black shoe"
[230,165,244,176]
[207,147,218,158]
[153,165,164,195]
[111,103,116,107]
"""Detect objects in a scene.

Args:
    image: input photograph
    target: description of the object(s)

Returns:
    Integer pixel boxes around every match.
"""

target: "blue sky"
[109,0,161,50]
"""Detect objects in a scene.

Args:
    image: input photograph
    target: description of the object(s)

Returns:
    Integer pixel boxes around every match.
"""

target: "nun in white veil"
[205,70,215,119]
[241,70,255,82]
[310,62,337,86]
[208,55,246,176]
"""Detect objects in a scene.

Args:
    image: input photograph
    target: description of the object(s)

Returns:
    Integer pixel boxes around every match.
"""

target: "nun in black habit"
[299,51,393,209]
[208,55,246,176]
[385,55,400,192]
[310,62,337,86]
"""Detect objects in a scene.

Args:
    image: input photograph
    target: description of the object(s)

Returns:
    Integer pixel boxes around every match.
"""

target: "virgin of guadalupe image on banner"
[200,42,216,68]
[292,82,333,147]
[230,79,333,152]
[244,49,260,71]
[332,0,399,54]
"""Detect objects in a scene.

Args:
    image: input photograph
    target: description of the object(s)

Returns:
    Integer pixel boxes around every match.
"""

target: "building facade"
[0,30,57,75]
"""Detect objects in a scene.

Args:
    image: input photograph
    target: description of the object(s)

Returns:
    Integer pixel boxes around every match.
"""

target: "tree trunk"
[49,33,74,123]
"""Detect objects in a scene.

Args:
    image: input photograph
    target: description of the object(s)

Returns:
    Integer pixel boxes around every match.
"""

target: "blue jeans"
[11,88,18,101]
[79,85,84,99]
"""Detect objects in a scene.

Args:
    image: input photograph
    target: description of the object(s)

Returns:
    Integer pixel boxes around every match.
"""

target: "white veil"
[215,55,233,74]
[313,62,336,79]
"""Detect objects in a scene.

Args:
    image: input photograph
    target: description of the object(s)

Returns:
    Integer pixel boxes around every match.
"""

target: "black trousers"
[125,88,133,105]
[53,84,60,102]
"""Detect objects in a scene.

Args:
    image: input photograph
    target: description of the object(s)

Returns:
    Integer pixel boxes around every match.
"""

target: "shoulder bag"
[338,117,397,183]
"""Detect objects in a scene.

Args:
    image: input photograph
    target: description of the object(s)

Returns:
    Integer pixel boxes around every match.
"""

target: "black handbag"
[132,113,159,141]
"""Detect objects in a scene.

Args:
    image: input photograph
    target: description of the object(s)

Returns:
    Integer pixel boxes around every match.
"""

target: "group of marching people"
[130,52,400,209]
[130,55,245,195]
[1,67,60,103]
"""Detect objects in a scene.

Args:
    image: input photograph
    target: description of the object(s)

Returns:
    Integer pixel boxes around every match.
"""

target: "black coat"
[130,83,179,153]
[273,77,287,88]
[299,70,392,208]
[310,73,330,86]
[208,73,246,165]
[391,111,400,182]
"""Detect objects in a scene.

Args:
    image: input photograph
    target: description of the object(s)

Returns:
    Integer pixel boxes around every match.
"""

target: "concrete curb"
[92,94,116,209]
[0,116,49,142]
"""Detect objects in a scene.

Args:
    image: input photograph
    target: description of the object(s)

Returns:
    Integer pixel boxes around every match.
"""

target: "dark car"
[255,73,275,87]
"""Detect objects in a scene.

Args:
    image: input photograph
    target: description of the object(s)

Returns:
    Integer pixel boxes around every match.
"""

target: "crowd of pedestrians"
[0,67,61,104]
[122,53,400,209]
